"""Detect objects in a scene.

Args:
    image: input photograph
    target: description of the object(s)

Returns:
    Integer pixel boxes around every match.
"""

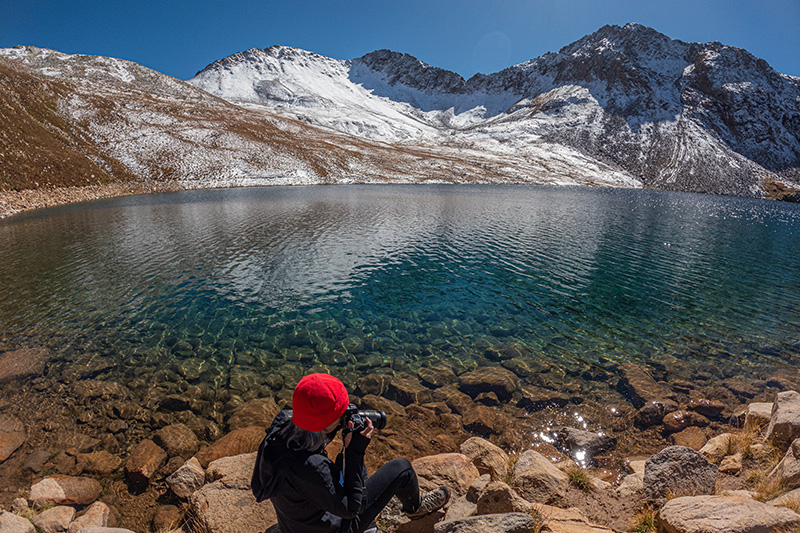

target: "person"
[252,373,450,533]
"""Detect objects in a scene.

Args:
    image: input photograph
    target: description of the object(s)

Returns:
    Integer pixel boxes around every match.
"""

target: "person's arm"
[294,430,370,519]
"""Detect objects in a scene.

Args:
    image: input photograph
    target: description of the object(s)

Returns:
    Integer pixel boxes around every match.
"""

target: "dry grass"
[528,504,550,533]
[632,506,659,533]
[566,466,592,492]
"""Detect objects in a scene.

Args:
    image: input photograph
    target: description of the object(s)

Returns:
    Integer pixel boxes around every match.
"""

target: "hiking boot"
[405,486,450,519]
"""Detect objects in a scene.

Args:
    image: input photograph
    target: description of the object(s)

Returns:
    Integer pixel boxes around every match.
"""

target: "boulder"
[617,363,670,408]
[557,427,616,464]
[418,366,458,388]
[699,433,733,465]
[662,410,710,434]
[643,446,718,504]
[659,495,800,533]
[388,373,433,406]
[227,398,280,432]
[167,457,206,499]
[194,426,264,468]
[475,481,530,514]
[461,406,497,436]
[30,506,75,533]
[0,347,47,383]
[67,501,114,533]
[75,451,122,475]
[459,437,508,481]
[768,438,800,489]
[686,398,726,419]
[719,452,743,475]
[152,505,182,532]
[0,511,35,533]
[634,399,679,428]
[516,384,569,412]
[766,391,800,445]
[512,450,569,503]
[616,472,644,498]
[412,453,480,498]
[190,481,277,533]
[29,475,102,506]
[671,426,708,450]
[0,414,26,463]
[125,439,167,489]
[206,452,257,487]
[459,367,518,401]
[745,402,774,431]
[433,513,540,533]
[546,506,616,532]
[154,423,201,458]
[432,387,474,416]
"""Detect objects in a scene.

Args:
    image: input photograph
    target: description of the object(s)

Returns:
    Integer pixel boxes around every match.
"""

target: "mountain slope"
[190,23,800,198]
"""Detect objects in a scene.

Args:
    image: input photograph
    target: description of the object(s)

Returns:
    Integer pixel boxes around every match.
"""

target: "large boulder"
[766,391,800,445]
[194,426,264,468]
[154,423,201,458]
[0,414,26,463]
[459,367,518,401]
[769,438,800,489]
[412,453,480,498]
[643,446,718,505]
[512,450,569,503]
[190,480,277,533]
[167,457,206,499]
[29,475,102,506]
[659,495,800,533]
[434,513,540,533]
[459,437,508,481]
[124,439,167,489]
[0,512,35,533]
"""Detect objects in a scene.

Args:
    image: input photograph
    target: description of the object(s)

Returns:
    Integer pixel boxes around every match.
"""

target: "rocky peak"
[353,49,469,95]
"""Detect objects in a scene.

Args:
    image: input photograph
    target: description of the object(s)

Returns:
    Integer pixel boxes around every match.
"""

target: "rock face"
[433,513,540,533]
[512,450,569,503]
[195,426,264,468]
[0,414,26,463]
[659,495,800,533]
[125,439,167,489]
[765,391,800,445]
[167,457,206,499]
[412,453,480,497]
[459,437,508,481]
[643,446,718,504]
[29,475,102,506]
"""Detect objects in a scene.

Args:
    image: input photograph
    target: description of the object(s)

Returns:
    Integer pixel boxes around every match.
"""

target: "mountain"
[190,23,800,198]
[1,24,798,216]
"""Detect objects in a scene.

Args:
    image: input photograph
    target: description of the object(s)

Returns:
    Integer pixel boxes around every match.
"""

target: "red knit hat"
[292,373,349,432]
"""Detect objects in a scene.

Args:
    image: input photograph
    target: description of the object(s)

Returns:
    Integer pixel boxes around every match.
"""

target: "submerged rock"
[459,367,518,401]
[154,423,201,457]
[125,439,167,489]
[617,363,670,408]
[0,347,47,383]
[0,414,26,463]
[557,427,616,464]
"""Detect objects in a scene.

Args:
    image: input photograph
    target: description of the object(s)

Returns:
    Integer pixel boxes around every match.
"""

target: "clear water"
[1,185,799,393]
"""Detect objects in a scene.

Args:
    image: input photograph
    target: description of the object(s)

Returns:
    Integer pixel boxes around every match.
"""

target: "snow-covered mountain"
[190,23,800,198]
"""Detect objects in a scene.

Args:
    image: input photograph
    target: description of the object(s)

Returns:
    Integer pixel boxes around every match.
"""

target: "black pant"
[341,458,420,533]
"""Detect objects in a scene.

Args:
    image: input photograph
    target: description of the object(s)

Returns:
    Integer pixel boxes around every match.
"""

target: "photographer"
[252,373,449,533]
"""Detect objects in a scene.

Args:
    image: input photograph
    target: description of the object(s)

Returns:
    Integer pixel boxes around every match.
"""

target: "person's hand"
[343,417,374,448]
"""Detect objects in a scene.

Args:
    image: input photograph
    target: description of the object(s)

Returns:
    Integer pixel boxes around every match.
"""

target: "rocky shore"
[0,182,184,219]
[2,348,800,532]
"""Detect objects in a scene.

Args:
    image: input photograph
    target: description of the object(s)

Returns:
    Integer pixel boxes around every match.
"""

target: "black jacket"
[251,410,369,533]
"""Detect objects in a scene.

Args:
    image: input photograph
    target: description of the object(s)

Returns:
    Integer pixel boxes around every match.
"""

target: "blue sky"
[2,1,798,80]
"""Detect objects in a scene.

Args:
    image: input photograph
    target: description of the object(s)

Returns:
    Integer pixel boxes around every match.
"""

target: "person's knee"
[387,457,413,473]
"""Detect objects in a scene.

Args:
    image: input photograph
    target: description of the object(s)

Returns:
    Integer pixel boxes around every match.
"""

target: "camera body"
[343,403,387,433]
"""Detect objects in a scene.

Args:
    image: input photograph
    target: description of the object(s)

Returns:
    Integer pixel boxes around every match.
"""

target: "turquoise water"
[1,185,799,392]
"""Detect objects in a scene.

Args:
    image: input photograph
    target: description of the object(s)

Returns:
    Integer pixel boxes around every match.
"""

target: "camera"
[343,403,387,433]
